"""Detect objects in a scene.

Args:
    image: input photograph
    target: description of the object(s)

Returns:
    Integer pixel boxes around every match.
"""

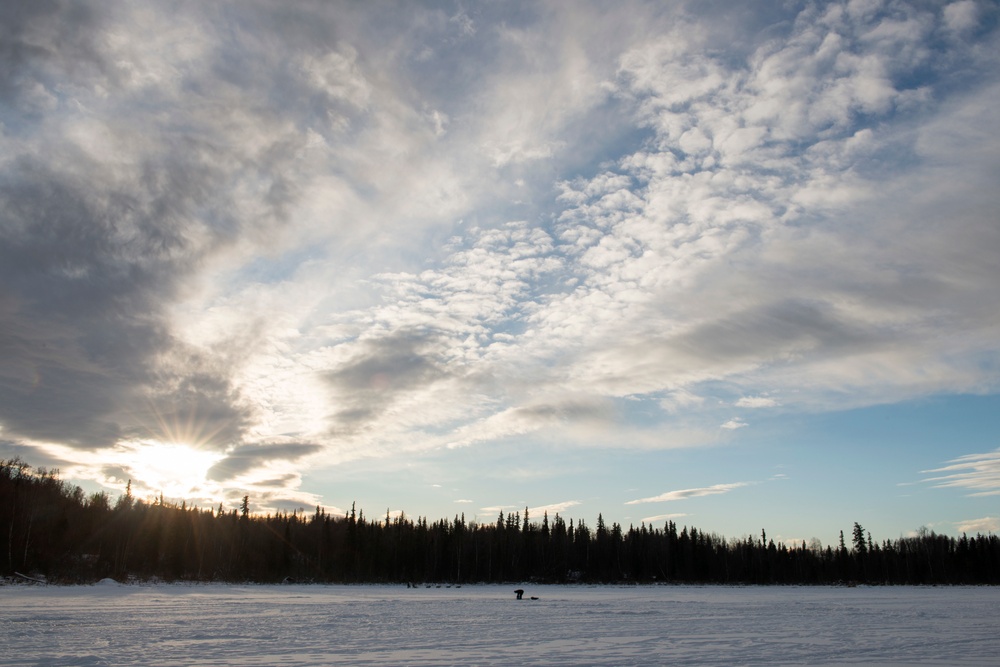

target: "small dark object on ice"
[530,596,539,600]
[515,588,524,599]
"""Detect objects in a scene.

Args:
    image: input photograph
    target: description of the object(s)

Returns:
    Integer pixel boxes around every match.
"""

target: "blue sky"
[2,0,998,548]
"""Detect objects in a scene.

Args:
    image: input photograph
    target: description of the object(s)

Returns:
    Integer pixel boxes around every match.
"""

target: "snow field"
[2,584,998,666]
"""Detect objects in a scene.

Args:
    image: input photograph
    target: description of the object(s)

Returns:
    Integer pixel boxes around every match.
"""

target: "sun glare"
[123,441,225,500]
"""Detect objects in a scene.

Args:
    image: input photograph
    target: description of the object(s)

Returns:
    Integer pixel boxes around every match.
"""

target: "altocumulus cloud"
[1,0,999,515]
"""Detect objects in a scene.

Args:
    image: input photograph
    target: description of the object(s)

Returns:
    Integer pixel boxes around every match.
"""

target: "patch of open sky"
[928,65,1000,112]
[685,0,802,43]
[0,100,56,137]
[485,317,528,342]
[401,12,526,99]
[847,129,924,177]
[230,245,325,286]
[558,102,657,180]
[804,393,1000,458]
[611,394,675,428]
[721,394,1000,515]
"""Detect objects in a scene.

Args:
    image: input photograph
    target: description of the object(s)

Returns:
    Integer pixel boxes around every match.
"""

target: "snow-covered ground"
[2,583,997,666]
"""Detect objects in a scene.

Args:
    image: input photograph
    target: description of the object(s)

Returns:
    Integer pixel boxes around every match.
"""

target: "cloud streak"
[924,449,1000,497]
[626,483,750,505]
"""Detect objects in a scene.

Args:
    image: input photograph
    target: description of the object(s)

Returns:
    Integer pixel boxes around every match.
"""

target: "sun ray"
[119,439,227,501]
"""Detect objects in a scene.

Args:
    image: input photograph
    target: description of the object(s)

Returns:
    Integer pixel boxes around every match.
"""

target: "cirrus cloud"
[923,449,1000,497]
[626,482,751,505]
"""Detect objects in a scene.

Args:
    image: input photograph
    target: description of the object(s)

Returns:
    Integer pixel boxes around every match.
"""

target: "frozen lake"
[2,583,998,666]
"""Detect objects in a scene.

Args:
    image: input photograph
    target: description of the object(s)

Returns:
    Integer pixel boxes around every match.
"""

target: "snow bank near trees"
[2,584,998,666]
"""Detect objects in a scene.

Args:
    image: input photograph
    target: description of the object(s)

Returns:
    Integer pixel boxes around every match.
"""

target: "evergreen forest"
[4,459,998,585]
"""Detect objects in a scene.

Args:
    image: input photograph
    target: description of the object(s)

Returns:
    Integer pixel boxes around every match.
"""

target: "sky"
[2,0,999,548]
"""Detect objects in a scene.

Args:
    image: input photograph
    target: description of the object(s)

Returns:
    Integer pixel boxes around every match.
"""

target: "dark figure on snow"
[515,589,524,600]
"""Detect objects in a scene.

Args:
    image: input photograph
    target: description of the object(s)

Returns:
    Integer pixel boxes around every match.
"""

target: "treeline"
[3,459,998,585]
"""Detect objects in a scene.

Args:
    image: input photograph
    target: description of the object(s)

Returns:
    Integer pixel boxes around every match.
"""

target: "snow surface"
[2,584,998,666]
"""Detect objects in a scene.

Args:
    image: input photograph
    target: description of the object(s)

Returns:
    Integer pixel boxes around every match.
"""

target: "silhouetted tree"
[3,460,999,585]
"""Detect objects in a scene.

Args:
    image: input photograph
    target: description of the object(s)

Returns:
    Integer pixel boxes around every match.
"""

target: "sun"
[120,441,226,501]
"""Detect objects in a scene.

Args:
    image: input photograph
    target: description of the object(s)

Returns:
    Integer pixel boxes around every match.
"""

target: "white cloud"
[301,47,372,113]
[528,500,581,517]
[736,396,780,408]
[483,139,561,168]
[478,505,516,517]
[924,449,1000,497]
[943,1,979,34]
[640,513,688,525]
[282,0,1000,463]
[955,517,999,534]
[661,390,705,414]
[626,482,750,505]
[449,11,476,38]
